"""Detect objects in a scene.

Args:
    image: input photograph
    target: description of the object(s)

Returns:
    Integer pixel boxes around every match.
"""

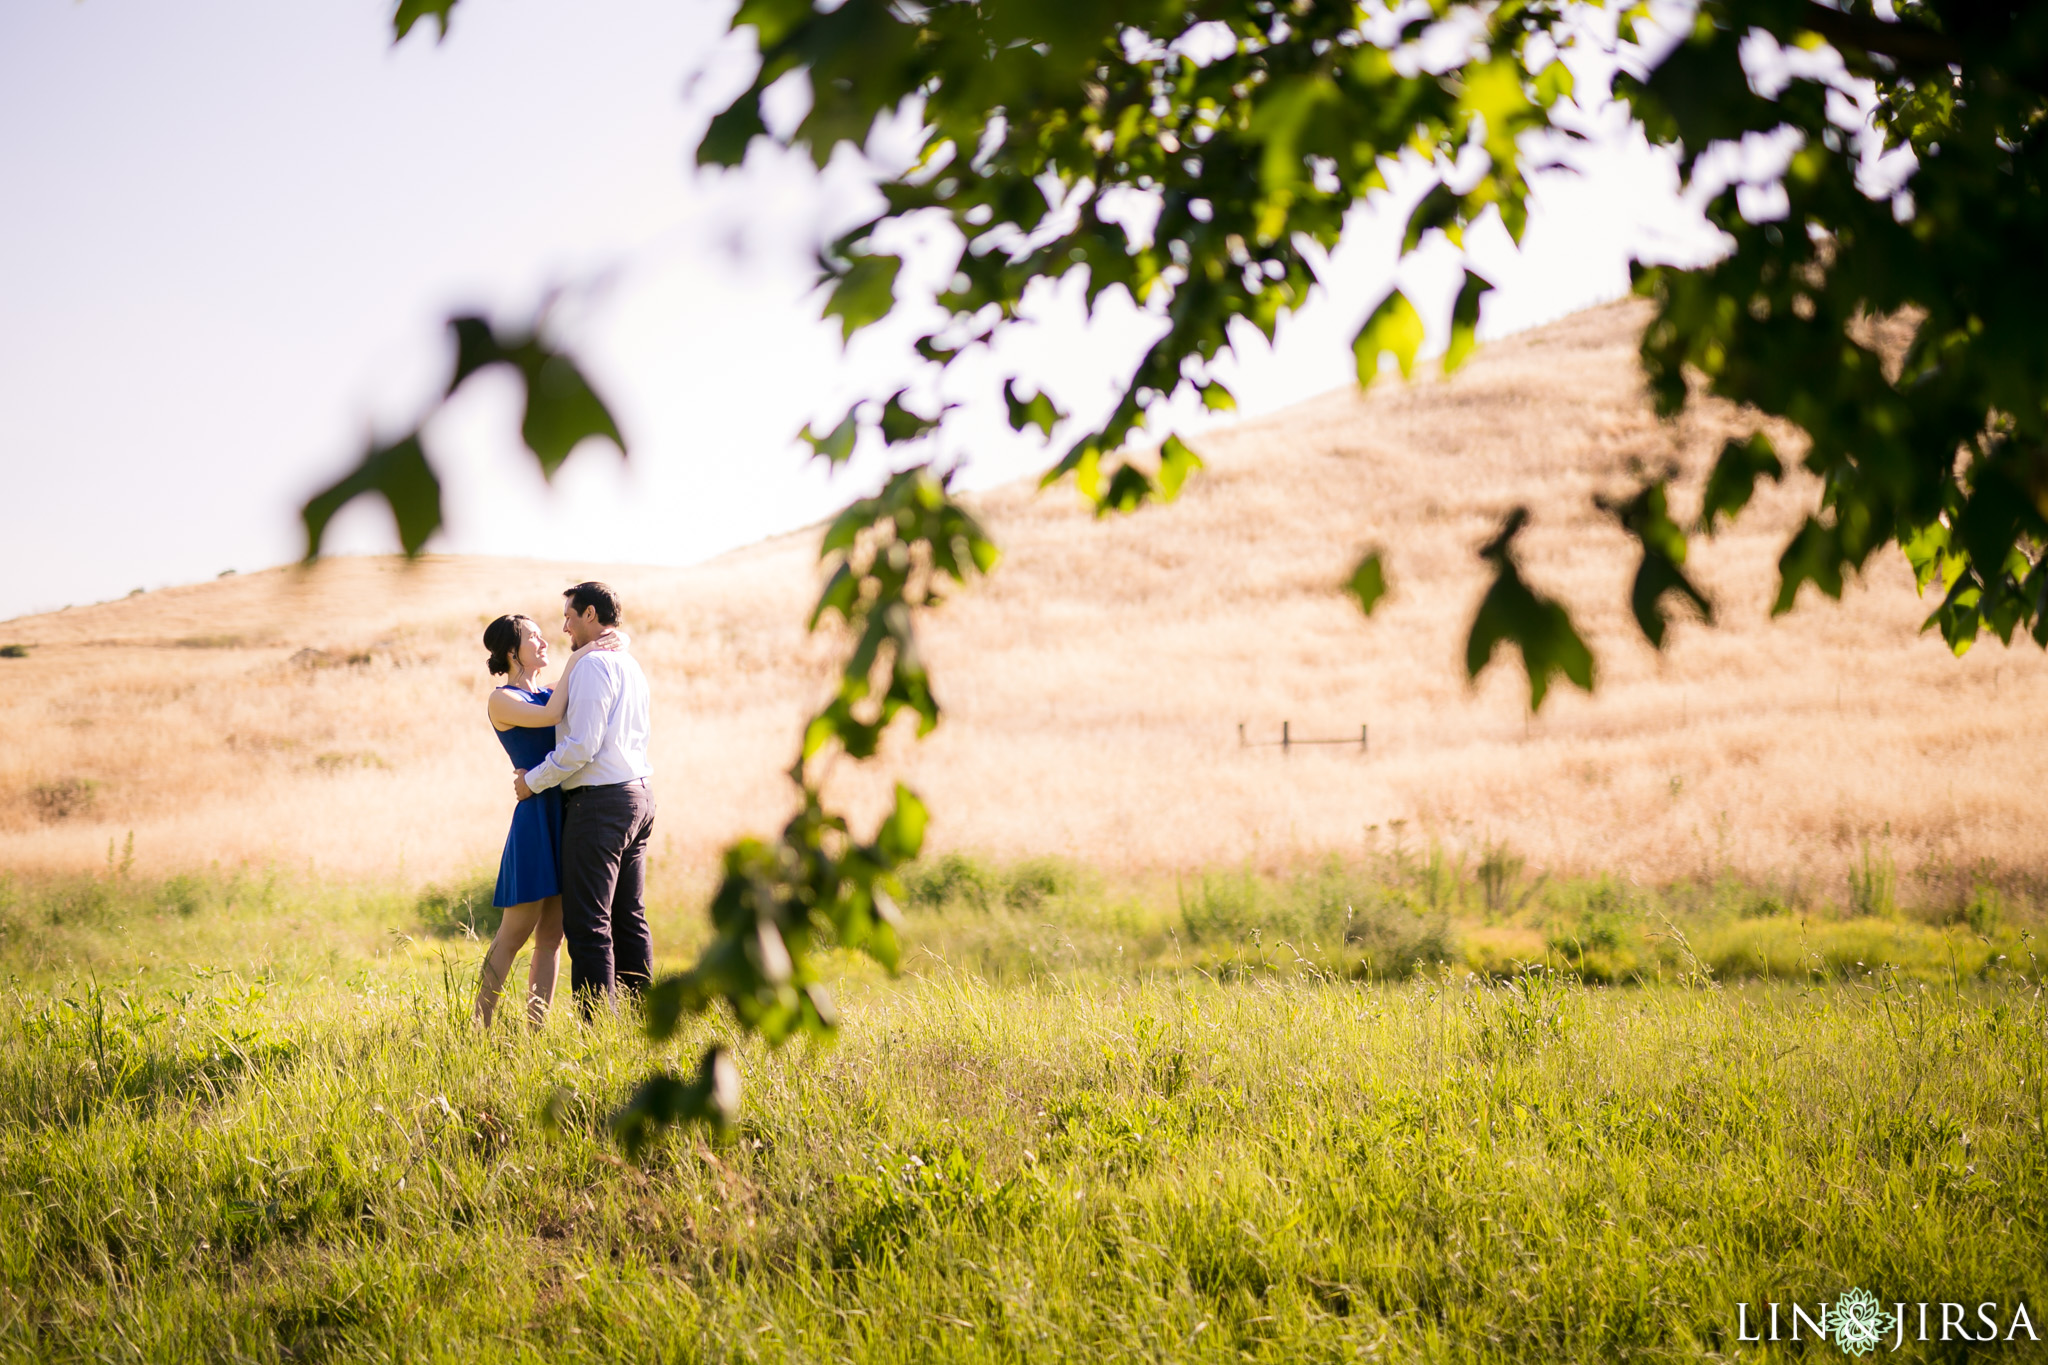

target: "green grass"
[1,857,2044,1361]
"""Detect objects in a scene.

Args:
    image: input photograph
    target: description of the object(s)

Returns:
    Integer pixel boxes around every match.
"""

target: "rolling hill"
[4,299,2042,900]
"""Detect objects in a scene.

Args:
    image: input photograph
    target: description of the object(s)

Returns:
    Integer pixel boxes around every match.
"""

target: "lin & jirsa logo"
[1738,1289,2038,1353]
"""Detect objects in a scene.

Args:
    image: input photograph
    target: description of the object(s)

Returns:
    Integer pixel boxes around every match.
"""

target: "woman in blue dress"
[473,612,618,1027]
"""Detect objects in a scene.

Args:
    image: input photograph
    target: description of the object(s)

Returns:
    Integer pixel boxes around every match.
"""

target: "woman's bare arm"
[484,631,625,730]
[486,687,556,730]
[529,632,624,723]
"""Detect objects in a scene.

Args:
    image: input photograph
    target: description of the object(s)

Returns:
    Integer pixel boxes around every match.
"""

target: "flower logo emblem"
[1829,1287,1887,1357]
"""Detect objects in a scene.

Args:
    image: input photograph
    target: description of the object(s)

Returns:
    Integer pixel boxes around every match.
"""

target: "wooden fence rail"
[1237,722,1368,754]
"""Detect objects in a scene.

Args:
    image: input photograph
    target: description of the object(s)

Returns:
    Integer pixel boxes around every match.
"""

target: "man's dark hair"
[564,581,622,627]
[482,614,535,677]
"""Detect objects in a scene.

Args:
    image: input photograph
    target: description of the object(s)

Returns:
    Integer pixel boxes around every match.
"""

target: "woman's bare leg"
[525,896,563,1027]
[475,901,543,1027]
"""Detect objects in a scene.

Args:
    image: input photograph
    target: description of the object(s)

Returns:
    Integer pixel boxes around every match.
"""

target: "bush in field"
[31,778,99,824]
[1545,912,1654,986]
[902,853,1075,915]
[1179,862,1451,980]
[414,875,501,940]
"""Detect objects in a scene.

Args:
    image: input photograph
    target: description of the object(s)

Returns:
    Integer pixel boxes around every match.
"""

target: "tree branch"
[1798,3,1963,72]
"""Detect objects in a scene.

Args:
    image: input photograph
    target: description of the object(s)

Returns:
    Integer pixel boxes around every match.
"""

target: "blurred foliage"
[1622,3,2048,659]
[346,0,2048,1136]
[301,315,623,558]
[413,875,503,941]
[903,852,1076,915]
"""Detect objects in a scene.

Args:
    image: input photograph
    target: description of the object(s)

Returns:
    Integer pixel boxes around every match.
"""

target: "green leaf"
[610,1047,739,1156]
[1629,547,1712,649]
[1247,72,1343,242]
[1773,517,1846,615]
[1157,435,1202,502]
[1601,478,1712,648]
[1457,56,1534,173]
[1344,550,1389,616]
[446,316,626,476]
[1923,572,1983,656]
[1354,289,1425,390]
[801,409,860,465]
[1954,468,2031,581]
[879,390,943,445]
[699,95,767,168]
[1003,380,1066,438]
[1699,434,1782,533]
[1402,182,1463,254]
[1534,58,1574,107]
[1900,519,1960,595]
[874,784,927,864]
[1466,509,1594,710]
[301,435,442,560]
[730,0,818,51]
[522,354,625,474]
[1444,270,1494,375]
[393,0,457,41]
[642,977,686,1043]
[447,315,509,392]
[1200,382,1237,413]
[1042,437,1104,498]
[823,253,902,342]
[1615,1,1654,44]
[1098,463,1155,516]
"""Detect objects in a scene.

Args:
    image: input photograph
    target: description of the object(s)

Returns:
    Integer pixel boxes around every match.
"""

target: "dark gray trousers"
[559,778,654,1011]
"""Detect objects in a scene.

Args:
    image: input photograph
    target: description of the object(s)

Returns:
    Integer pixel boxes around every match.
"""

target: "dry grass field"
[3,298,2043,898]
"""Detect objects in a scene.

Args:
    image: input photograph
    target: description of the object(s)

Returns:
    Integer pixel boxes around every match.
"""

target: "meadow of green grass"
[1,853,2043,1362]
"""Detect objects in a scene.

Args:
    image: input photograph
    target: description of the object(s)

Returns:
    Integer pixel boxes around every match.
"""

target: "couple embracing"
[473,581,655,1026]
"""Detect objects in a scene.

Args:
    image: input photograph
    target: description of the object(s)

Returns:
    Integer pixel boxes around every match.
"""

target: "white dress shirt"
[521,650,653,793]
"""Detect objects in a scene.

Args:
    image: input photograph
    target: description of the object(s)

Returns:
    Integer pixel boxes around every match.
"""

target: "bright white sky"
[0,0,1725,624]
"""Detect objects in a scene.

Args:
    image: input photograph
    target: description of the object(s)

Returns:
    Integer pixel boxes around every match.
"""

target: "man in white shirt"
[513,581,655,1011]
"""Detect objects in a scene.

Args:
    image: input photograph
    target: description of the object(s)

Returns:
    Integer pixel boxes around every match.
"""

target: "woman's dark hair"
[483,614,535,677]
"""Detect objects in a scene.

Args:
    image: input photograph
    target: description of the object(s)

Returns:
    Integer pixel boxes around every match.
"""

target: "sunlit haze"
[0,0,1721,624]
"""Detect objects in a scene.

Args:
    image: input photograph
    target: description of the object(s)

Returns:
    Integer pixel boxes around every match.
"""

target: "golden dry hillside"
[4,299,2043,893]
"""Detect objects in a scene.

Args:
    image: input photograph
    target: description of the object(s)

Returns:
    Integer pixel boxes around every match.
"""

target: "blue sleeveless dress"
[492,686,564,907]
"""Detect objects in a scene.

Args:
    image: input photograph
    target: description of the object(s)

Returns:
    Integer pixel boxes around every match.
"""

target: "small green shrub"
[31,777,99,823]
[1179,869,1267,943]
[43,880,118,929]
[158,875,207,918]
[1546,909,1652,984]
[1346,900,1453,980]
[1850,838,1898,918]
[1476,837,1528,918]
[1000,857,1070,910]
[1966,880,2005,936]
[903,853,1075,914]
[415,875,501,939]
[902,852,998,912]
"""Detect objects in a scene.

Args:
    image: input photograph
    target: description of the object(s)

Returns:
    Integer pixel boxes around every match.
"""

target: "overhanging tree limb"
[342,0,2048,1143]
[1796,3,1963,72]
